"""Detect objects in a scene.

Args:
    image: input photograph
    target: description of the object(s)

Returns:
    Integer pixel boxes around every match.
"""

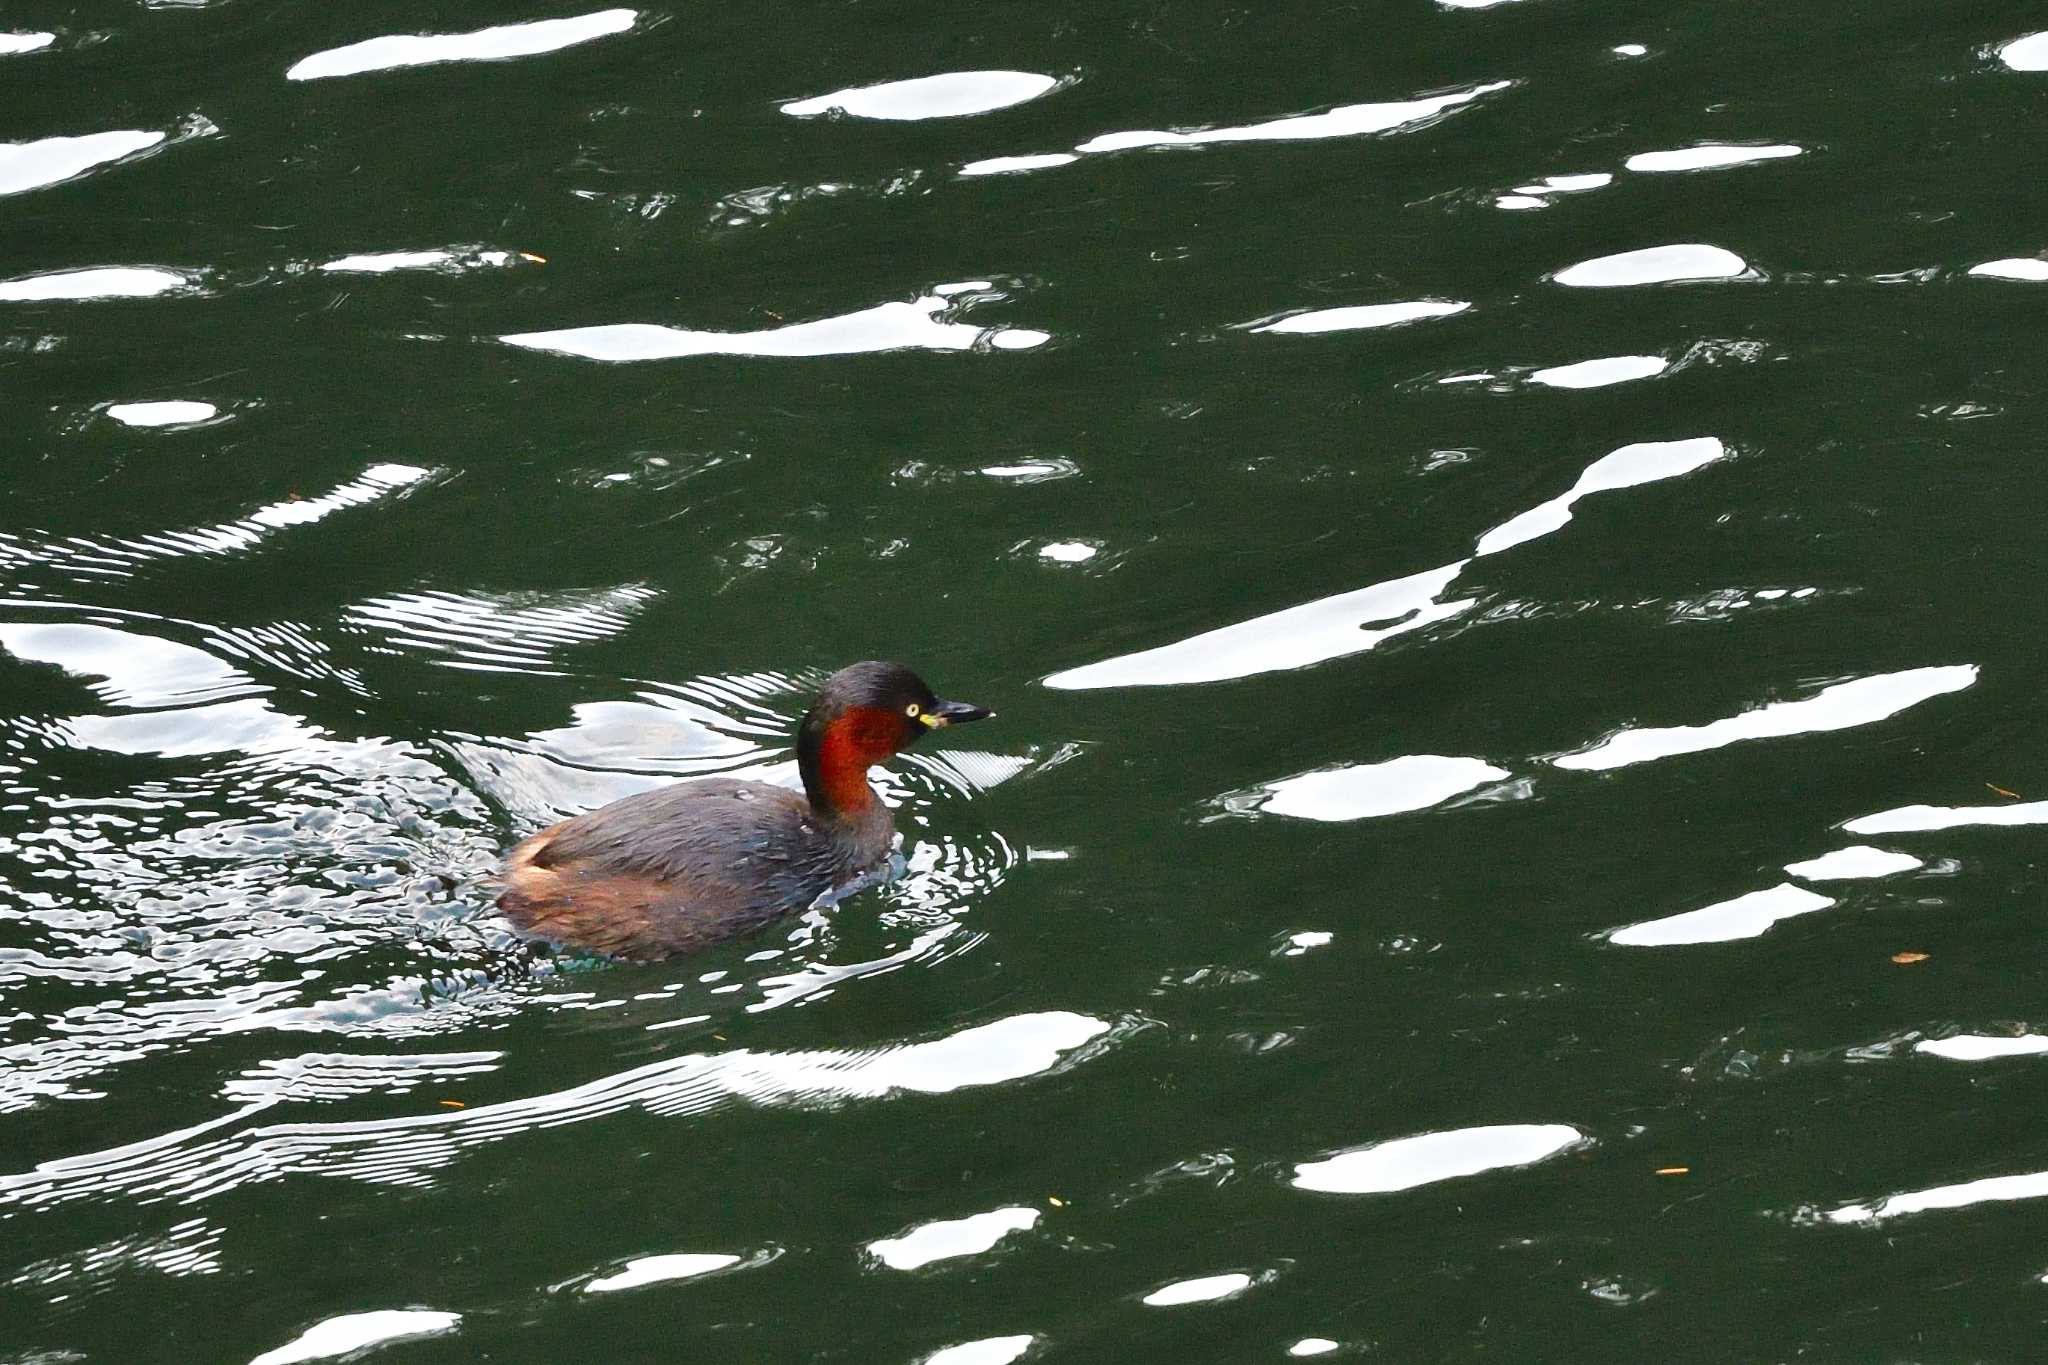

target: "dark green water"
[6,3,2048,1360]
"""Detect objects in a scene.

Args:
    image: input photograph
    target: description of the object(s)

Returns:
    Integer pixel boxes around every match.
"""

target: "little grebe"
[496,661,991,960]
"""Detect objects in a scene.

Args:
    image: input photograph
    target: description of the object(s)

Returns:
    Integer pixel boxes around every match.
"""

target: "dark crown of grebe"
[795,661,993,819]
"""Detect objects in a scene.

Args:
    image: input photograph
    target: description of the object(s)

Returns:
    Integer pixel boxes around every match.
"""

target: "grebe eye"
[905,702,921,717]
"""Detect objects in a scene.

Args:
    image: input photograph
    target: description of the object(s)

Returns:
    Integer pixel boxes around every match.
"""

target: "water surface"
[6,2,2048,1360]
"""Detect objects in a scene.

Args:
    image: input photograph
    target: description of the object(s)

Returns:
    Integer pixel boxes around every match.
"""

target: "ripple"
[343,584,658,674]
[1476,437,1728,556]
[0,129,165,197]
[0,267,191,302]
[1248,299,1470,335]
[1969,257,2048,282]
[1843,799,2048,833]
[0,32,54,56]
[1916,1035,2048,1062]
[868,1206,1039,1269]
[1552,244,1748,288]
[219,1051,502,1105]
[1527,355,1668,389]
[2000,32,2048,71]
[1783,846,1923,881]
[287,10,636,81]
[1608,883,1834,947]
[1143,1272,1253,1306]
[249,1311,461,1365]
[0,1012,1110,1211]
[11,1216,222,1287]
[503,282,1046,360]
[0,463,430,580]
[1075,80,1509,154]
[783,71,1059,121]
[1623,144,1803,173]
[925,1338,1035,1365]
[584,1252,741,1293]
[0,463,430,579]
[1292,1123,1584,1193]
[1554,666,1977,772]
[1236,755,1509,822]
[106,400,219,428]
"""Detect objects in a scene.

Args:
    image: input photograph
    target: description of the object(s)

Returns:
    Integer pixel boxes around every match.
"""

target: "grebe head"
[796,662,992,818]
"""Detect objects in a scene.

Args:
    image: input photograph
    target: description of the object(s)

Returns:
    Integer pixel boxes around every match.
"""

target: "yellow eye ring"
[905,702,921,717]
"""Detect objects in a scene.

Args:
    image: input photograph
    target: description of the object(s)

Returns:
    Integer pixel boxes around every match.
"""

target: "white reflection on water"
[0,266,190,301]
[1969,258,2048,282]
[961,152,1079,177]
[1528,355,1668,389]
[1553,244,1748,288]
[1290,1341,1340,1358]
[287,9,636,81]
[2000,32,2048,71]
[1046,436,1727,689]
[1555,666,1977,771]
[1039,541,1097,563]
[584,1252,740,1293]
[249,1311,460,1365]
[1244,755,1508,822]
[0,620,334,759]
[0,129,163,197]
[1476,437,1728,556]
[0,621,261,709]
[1292,1123,1584,1193]
[1497,171,1612,212]
[107,400,218,427]
[963,78,1508,177]
[1248,299,1470,334]
[1143,1272,1253,1306]
[925,1337,1035,1365]
[503,283,1047,360]
[0,32,55,55]
[1044,562,1475,689]
[783,71,1058,120]
[1783,846,1922,881]
[1280,930,1333,956]
[1624,144,1802,173]
[1821,1168,2048,1225]
[0,1012,1110,1210]
[1844,799,2048,833]
[1076,80,1509,154]
[868,1206,1039,1269]
[319,247,517,274]
[1916,1035,2048,1062]
[1607,883,1833,947]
